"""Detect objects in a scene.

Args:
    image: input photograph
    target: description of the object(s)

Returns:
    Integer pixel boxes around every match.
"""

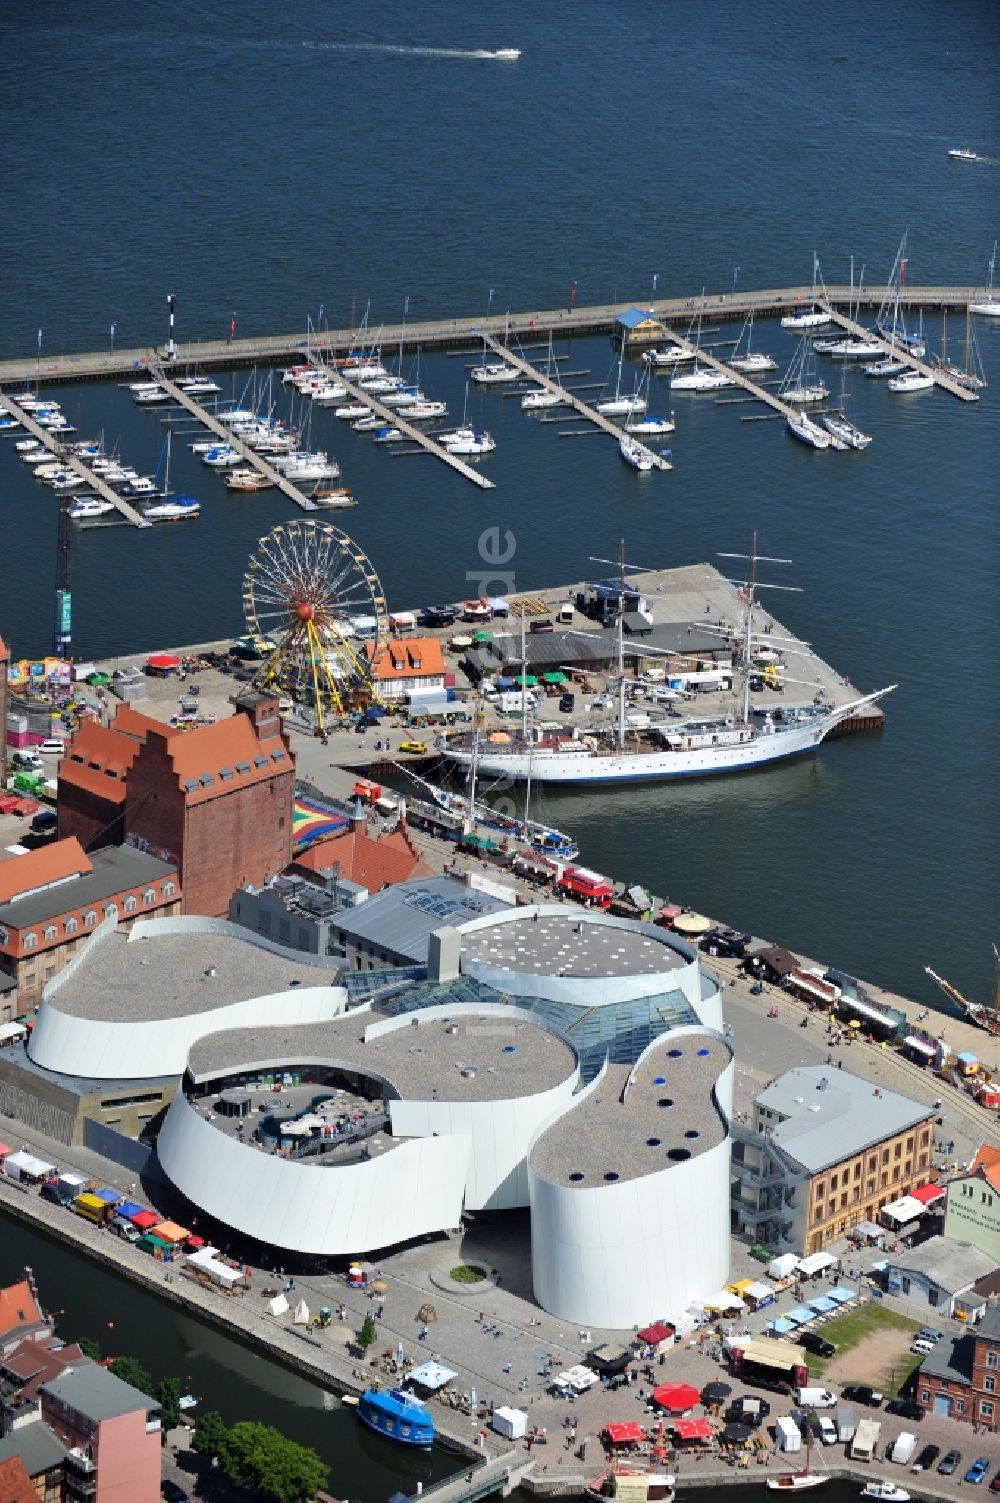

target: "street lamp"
[732,265,740,296]
[110,321,117,355]
[165,294,176,359]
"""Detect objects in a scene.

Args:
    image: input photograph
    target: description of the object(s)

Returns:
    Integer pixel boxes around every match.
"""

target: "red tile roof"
[0,1456,36,1503]
[0,1280,45,1346]
[290,823,431,892]
[370,637,445,681]
[0,838,92,907]
[58,721,144,802]
[969,1143,1000,1194]
[3,1338,86,1400]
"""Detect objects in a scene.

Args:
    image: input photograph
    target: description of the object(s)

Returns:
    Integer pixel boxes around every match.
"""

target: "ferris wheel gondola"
[242,519,388,728]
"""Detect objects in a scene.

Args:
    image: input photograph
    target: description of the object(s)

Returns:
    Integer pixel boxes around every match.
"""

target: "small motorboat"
[625,414,675,435]
[864,358,907,377]
[644,345,695,366]
[225,469,272,492]
[405,400,448,420]
[948,148,977,161]
[357,1387,434,1449]
[68,496,116,520]
[730,351,778,372]
[373,426,405,444]
[521,386,563,409]
[860,1483,910,1501]
[489,48,521,61]
[334,403,372,419]
[352,415,386,432]
[440,427,495,455]
[766,1471,828,1491]
[780,306,831,330]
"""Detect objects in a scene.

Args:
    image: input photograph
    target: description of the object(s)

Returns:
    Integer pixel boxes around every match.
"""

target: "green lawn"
[804,1301,920,1389]
[449,1263,487,1284]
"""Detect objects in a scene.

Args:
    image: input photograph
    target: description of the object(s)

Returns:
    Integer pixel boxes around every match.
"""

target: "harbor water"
[0,5,998,1491]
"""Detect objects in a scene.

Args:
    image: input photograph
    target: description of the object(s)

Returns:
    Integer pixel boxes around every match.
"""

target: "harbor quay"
[0,282,980,389]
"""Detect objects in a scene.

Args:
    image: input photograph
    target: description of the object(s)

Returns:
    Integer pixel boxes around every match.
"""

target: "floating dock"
[821,302,981,402]
[481,335,671,469]
[0,391,150,528]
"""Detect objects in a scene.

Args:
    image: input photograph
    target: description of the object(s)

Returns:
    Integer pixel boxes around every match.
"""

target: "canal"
[0,1211,456,1502]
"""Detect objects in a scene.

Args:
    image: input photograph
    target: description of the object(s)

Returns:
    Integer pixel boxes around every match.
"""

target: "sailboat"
[767,1411,829,1490]
[440,537,895,786]
[822,345,873,450]
[521,336,564,409]
[931,307,987,390]
[969,241,1000,317]
[624,368,675,433]
[873,236,926,355]
[781,255,831,329]
[142,432,201,519]
[924,948,1000,1038]
[730,309,777,373]
[780,337,829,404]
[596,348,647,414]
[470,336,518,384]
[670,294,734,391]
[619,434,655,470]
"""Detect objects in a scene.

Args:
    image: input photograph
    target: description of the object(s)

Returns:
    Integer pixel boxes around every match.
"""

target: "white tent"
[880,1195,925,1228]
[702,1289,746,1312]
[3,1149,54,1182]
[551,1365,598,1393]
[0,1022,28,1043]
[408,1361,457,1392]
[768,1253,799,1279]
[268,1293,289,1317]
[795,1251,838,1278]
[186,1247,241,1289]
[492,1406,527,1440]
[292,1299,311,1326]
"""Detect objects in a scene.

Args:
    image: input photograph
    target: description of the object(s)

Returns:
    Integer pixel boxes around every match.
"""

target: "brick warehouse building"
[916,1304,1000,1426]
[58,692,294,917]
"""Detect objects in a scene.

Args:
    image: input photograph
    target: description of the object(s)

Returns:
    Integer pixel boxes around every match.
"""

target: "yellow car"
[399,740,429,754]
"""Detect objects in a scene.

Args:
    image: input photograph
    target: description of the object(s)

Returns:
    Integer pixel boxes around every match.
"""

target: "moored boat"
[948,147,977,161]
[225,469,273,492]
[859,1483,909,1501]
[619,434,654,471]
[886,371,934,392]
[68,496,116,520]
[143,495,200,521]
[863,358,907,378]
[470,360,518,385]
[786,413,830,448]
[357,1387,434,1449]
[766,1470,828,1491]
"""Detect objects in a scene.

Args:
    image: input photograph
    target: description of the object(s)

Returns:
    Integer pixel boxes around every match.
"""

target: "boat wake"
[302,41,517,62]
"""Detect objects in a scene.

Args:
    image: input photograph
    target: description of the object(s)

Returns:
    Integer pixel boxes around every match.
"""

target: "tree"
[107,1355,154,1396]
[155,1376,182,1436]
[219,1421,328,1503]
[357,1313,377,1353]
[192,1409,229,1463]
[78,1336,102,1362]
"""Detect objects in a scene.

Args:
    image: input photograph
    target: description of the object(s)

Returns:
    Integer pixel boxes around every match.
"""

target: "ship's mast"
[617,538,627,750]
[717,534,799,727]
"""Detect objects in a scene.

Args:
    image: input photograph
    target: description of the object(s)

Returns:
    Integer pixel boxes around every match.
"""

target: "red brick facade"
[916,1310,1000,1426]
[58,695,294,919]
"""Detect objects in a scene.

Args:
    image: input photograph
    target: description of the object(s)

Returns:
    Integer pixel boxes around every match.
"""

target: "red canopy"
[909,1182,945,1206]
[128,1209,160,1230]
[146,653,182,670]
[185,1235,206,1249]
[652,1382,701,1412]
[603,1421,645,1446]
[674,1417,713,1442]
[637,1322,675,1345]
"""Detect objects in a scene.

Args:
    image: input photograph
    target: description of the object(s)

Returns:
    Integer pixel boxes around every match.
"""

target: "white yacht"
[521,386,563,410]
[68,497,116,520]
[352,415,386,432]
[357,374,405,394]
[886,371,934,392]
[143,495,201,521]
[822,337,884,358]
[730,350,777,373]
[133,385,171,405]
[948,148,978,162]
[178,377,222,396]
[201,445,242,468]
[670,368,732,391]
[309,382,349,405]
[439,428,496,455]
[644,345,695,367]
[625,414,675,435]
[863,358,907,378]
[470,361,518,385]
[405,400,448,420]
[334,403,373,419]
[821,412,872,450]
[786,412,831,449]
[382,387,423,407]
[489,48,521,61]
[619,435,654,471]
[373,427,405,444]
[780,306,831,329]
[48,472,87,491]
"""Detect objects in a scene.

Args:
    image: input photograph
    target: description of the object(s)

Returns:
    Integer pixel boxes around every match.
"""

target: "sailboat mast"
[742,533,757,726]
[616,538,627,749]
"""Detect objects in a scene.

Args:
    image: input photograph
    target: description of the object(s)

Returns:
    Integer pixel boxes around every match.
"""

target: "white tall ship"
[441,542,894,787]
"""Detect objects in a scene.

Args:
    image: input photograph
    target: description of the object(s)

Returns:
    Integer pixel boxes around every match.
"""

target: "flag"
[899,259,907,284]
[230,314,236,339]
[37,328,42,349]
[403,295,410,316]
[110,322,116,340]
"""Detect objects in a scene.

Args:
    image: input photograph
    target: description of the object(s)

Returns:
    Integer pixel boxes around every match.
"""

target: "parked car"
[966,1458,992,1485]
[815,1415,838,1445]
[938,1449,962,1475]
[31,810,58,835]
[842,1384,883,1407]
[886,1398,923,1420]
[912,1443,940,1473]
[915,1326,943,1344]
[797,1332,837,1359]
[38,739,66,756]
[990,1473,1000,1493]
[161,1483,190,1503]
[530,619,554,633]
[399,741,428,754]
[558,693,575,713]
[911,1338,936,1355]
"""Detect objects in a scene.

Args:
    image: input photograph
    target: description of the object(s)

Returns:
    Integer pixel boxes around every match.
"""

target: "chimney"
[428,926,460,983]
[350,797,368,830]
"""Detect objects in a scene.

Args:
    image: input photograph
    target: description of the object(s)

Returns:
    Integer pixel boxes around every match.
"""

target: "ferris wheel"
[242,519,389,728]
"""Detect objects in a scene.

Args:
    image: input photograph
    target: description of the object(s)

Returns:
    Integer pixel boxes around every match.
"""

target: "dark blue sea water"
[0,8,998,1007]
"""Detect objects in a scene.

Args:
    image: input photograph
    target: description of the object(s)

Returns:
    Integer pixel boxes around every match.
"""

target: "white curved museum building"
[28,900,733,1328]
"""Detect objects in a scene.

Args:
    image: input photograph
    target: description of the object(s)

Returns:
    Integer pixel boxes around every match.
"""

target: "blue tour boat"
[357,1387,435,1449]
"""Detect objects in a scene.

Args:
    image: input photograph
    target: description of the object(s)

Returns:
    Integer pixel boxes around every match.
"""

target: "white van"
[39,739,66,757]
[890,1432,917,1465]
[793,1386,837,1409]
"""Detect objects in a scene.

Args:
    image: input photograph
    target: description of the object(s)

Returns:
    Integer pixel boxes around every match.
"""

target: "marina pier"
[821,302,982,401]
[0,284,982,390]
[0,390,149,528]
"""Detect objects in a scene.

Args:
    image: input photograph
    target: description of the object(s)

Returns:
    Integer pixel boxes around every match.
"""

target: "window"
[23,932,37,949]
[985,1376,995,1394]
[143,889,155,905]
[104,903,117,920]
[987,1352,998,1371]
[65,916,78,934]
[840,1192,848,1209]
[162,881,175,898]
[920,1389,929,1403]
[123,895,137,914]
[881,1149,890,1166]
[983,1402,994,1419]
[928,1288,939,1307]
[906,1136,914,1151]
[84,910,97,927]
[43,925,58,941]
[853,1162,861,1180]
[830,1173,838,1190]
[956,1399,964,1414]
[901,1277,911,1295]
[894,1142,902,1159]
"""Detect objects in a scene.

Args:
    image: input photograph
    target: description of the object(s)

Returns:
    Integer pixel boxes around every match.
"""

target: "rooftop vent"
[818,1077,829,1091]
[446,1025,458,1035]
[460,1067,477,1079]
[204,967,217,979]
